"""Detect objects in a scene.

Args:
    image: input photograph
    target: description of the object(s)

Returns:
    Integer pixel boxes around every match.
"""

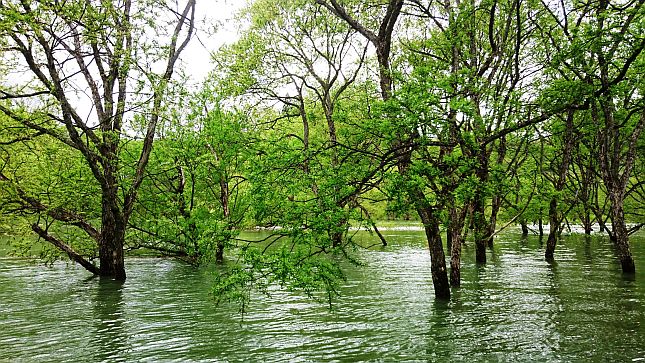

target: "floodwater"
[0,230,643,362]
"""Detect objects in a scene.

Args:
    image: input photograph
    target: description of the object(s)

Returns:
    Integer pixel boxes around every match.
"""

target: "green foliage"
[129,85,255,263]
[1,0,644,309]
[213,241,346,311]
[0,115,100,260]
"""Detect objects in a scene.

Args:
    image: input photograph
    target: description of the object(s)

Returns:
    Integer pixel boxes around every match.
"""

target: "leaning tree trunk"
[419,207,450,298]
[408,186,450,299]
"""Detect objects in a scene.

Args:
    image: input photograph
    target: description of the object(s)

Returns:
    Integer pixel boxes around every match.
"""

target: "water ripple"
[0,232,643,362]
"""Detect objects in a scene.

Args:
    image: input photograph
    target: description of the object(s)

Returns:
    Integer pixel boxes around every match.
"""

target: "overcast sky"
[181,0,247,83]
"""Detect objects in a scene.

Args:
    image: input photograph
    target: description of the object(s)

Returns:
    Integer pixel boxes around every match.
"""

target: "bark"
[487,137,507,248]
[593,202,609,234]
[594,101,642,272]
[1,0,196,279]
[576,152,595,235]
[215,243,224,263]
[449,204,467,287]
[580,206,594,235]
[323,91,345,249]
[99,187,126,280]
[473,152,490,263]
[316,0,403,101]
[298,93,310,174]
[405,165,450,298]
[583,220,593,235]
[488,195,501,248]
[318,0,450,298]
[593,0,643,273]
[608,191,635,273]
[473,200,487,264]
[545,111,574,260]
[520,221,529,236]
[32,224,99,275]
[217,169,230,264]
[473,149,491,263]
[175,164,198,254]
[417,204,450,299]
[545,197,558,261]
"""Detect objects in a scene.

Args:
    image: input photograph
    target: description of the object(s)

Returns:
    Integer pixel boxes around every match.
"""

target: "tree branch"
[32,223,99,275]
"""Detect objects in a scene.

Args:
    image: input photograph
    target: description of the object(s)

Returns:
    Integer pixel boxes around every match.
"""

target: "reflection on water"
[92,279,128,362]
[584,235,593,264]
[0,231,643,362]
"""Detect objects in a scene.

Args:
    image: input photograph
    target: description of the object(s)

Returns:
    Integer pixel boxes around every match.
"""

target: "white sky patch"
[181,0,247,83]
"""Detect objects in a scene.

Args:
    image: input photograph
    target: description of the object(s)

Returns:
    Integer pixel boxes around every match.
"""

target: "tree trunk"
[216,243,224,263]
[99,190,126,280]
[331,229,344,248]
[487,137,506,249]
[608,191,635,273]
[449,205,466,287]
[520,221,529,236]
[578,157,594,235]
[487,195,500,248]
[473,196,487,264]
[449,234,461,287]
[473,151,489,263]
[419,208,450,299]
[545,110,574,261]
[407,184,450,299]
[596,213,608,234]
[584,223,592,235]
[582,208,593,235]
[545,197,558,260]
[217,177,230,264]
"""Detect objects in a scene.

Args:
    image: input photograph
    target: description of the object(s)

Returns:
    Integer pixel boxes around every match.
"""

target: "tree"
[533,0,644,271]
[204,1,400,306]
[0,0,196,279]
[317,0,455,299]
[225,0,372,248]
[130,88,253,264]
[544,111,576,260]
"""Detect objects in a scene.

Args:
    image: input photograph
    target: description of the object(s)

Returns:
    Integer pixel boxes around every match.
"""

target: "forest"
[0,0,643,308]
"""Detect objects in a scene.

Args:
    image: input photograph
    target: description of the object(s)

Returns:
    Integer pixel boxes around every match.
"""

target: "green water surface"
[0,230,643,362]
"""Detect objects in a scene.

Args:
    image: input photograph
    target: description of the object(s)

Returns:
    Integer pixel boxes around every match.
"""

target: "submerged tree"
[533,0,644,271]
[0,0,196,279]
[206,0,398,307]
[316,0,457,299]
[130,88,253,264]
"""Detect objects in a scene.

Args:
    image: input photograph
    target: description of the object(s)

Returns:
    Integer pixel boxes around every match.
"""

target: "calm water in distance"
[0,229,643,362]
